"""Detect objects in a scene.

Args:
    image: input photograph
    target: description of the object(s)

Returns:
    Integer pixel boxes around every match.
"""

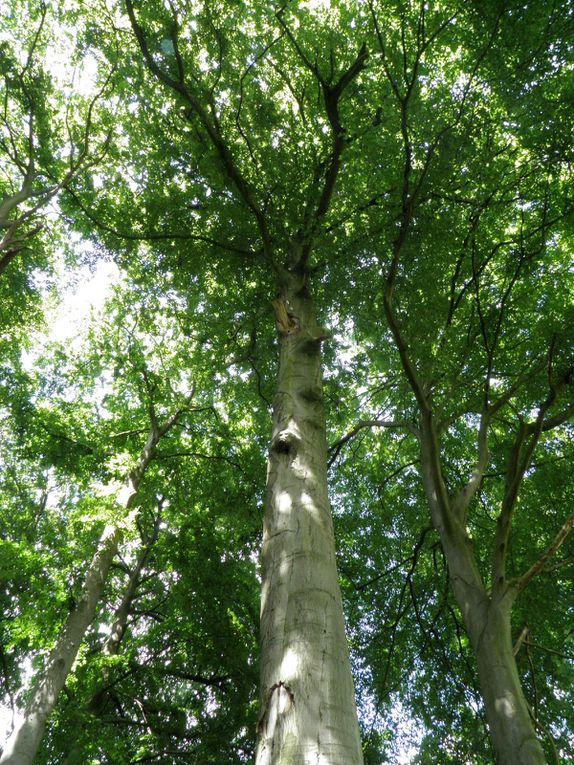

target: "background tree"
[2,277,262,764]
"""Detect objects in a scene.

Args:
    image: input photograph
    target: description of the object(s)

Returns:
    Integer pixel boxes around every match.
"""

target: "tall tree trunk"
[445,554,545,764]
[0,412,182,765]
[471,599,545,765]
[255,273,363,765]
[419,432,546,765]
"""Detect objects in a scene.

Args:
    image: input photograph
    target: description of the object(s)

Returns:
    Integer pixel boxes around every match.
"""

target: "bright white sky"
[49,258,120,343]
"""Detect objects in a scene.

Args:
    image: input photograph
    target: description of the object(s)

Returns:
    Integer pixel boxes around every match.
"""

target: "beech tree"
[1,1,574,764]
[2,279,261,764]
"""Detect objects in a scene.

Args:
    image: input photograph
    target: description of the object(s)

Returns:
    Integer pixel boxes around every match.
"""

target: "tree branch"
[65,187,256,256]
[452,411,489,523]
[276,8,368,263]
[491,360,574,590]
[328,418,416,466]
[124,0,273,258]
[513,509,574,594]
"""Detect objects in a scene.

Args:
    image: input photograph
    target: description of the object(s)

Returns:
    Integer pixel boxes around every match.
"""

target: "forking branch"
[124,0,274,261]
[276,6,368,266]
[0,34,115,277]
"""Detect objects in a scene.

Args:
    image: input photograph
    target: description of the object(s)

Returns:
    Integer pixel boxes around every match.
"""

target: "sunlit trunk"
[255,272,363,765]
[433,534,545,764]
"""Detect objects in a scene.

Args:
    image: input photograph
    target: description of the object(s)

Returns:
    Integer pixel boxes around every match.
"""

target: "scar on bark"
[272,298,300,336]
[257,681,295,735]
[272,298,331,346]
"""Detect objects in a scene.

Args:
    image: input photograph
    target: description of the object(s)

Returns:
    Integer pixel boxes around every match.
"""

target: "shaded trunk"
[255,275,363,765]
[419,433,546,765]
[471,600,546,765]
[437,541,545,763]
[0,415,180,765]
[0,524,121,765]
[448,568,545,763]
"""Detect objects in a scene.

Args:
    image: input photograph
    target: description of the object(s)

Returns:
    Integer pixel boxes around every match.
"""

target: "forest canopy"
[0,1,573,764]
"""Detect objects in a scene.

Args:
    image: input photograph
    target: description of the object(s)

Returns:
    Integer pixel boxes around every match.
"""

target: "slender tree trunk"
[447,561,545,764]
[419,433,546,765]
[255,273,363,765]
[0,524,122,765]
[62,512,161,765]
[0,413,181,765]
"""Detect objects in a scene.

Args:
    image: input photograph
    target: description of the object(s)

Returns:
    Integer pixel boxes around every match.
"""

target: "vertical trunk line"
[0,412,182,765]
[0,524,122,765]
[419,429,545,764]
[256,277,363,765]
[472,601,547,765]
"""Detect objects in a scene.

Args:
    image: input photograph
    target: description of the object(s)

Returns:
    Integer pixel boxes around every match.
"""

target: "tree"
[2,277,262,764]
[1,0,574,763]
[341,3,574,762]
[92,1,369,761]
[0,379,189,765]
[0,0,112,284]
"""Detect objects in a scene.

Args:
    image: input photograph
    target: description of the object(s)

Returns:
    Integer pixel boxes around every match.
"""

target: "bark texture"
[255,276,363,765]
[472,602,545,765]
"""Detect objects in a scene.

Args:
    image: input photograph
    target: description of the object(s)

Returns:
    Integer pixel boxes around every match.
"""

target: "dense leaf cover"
[1,0,573,763]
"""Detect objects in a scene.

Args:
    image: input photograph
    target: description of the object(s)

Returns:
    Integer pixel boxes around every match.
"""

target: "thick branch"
[313,45,368,226]
[450,361,551,524]
[0,157,35,226]
[383,295,429,414]
[122,389,194,508]
[452,412,489,522]
[276,9,367,262]
[0,66,114,277]
[103,507,162,657]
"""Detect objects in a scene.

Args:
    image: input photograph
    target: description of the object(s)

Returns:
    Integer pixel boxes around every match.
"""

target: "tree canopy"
[1,1,573,763]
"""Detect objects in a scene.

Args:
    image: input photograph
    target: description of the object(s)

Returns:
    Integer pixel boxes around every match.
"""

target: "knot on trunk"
[257,680,295,737]
[271,429,300,457]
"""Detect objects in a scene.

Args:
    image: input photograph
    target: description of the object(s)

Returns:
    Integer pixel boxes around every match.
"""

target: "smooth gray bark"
[0,413,181,765]
[419,427,546,765]
[255,276,363,765]
[473,601,545,765]
[447,558,545,764]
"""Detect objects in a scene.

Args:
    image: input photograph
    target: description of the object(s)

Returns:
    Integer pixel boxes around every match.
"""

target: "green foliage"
[1,0,574,762]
